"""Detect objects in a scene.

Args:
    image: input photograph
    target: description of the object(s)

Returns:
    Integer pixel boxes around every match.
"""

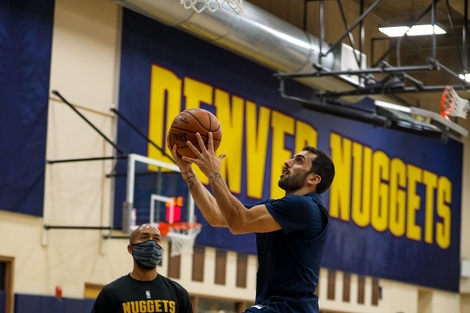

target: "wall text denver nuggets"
[146,64,452,249]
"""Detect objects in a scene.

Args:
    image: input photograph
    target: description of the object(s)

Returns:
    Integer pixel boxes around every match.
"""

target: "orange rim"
[158,221,171,236]
[169,222,202,231]
[440,86,454,118]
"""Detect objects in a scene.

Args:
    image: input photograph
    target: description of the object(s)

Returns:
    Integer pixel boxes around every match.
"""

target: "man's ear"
[307,173,321,186]
[127,244,133,254]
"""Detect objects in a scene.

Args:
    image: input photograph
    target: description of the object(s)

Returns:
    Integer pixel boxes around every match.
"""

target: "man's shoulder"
[279,193,321,205]
[159,275,188,290]
[102,274,131,289]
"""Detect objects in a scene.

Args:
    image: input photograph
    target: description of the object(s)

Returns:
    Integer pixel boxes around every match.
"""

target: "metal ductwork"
[114,0,357,93]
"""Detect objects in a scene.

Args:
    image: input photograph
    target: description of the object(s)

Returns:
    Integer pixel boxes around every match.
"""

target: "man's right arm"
[181,169,228,227]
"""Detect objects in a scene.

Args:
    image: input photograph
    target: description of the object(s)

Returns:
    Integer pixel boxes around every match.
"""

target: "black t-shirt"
[91,274,193,313]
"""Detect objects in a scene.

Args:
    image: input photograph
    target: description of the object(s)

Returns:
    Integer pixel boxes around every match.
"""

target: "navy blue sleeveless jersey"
[245,193,329,313]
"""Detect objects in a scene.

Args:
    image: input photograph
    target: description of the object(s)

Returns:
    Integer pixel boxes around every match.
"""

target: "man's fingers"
[186,138,203,157]
[207,132,214,152]
[195,133,207,152]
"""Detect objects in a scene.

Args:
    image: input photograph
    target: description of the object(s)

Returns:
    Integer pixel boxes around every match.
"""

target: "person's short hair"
[303,146,335,194]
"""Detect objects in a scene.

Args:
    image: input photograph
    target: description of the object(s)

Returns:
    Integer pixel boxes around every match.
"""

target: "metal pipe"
[276,64,434,79]
[277,80,390,127]
[47,155,127,165]
[444,0,465,70]
[464,0,468,73]
[110,108,174,161]
[318,0,324,66]
[326,84,469,97]
[52,90,125,155]
[323,0,384,56]
[431,0,437,60]
[44,225,113,230]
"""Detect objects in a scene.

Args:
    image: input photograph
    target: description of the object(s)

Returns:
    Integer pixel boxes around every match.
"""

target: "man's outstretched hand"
[183,132,226,179]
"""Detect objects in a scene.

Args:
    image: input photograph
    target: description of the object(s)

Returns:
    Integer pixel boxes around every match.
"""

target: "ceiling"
[248,0,469,124]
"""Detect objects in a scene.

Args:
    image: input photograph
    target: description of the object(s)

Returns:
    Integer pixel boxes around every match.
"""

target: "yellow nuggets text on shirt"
[122,299,176,312]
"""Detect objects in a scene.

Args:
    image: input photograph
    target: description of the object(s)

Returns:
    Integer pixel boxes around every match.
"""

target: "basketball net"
[440,86,470,119]
[162,222,202,257]
[180,0,244,15]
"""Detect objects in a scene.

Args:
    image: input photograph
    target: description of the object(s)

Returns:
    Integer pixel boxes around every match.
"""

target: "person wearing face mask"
[169,133,335,313]
[91,223,193,313]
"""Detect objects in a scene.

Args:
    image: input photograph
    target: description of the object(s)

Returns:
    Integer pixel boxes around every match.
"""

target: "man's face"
[130,223,161,246]
[278,150,316,193]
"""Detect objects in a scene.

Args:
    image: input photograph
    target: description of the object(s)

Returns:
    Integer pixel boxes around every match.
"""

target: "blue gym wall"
[114,9,462,292]
[0,1,463,311]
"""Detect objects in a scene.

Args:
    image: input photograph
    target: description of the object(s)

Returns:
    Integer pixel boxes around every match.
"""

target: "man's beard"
[278,172,308,193]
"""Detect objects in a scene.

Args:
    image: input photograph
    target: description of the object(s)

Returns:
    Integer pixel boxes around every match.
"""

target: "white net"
[180,0,244,15]
[167,223,202,257]
[441,86,470,119]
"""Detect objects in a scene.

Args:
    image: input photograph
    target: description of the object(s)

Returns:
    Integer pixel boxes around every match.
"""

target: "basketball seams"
[168,108,222,158]
[185,110,215,132]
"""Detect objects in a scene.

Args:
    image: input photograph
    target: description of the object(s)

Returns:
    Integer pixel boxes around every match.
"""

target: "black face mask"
[131,240,163,268]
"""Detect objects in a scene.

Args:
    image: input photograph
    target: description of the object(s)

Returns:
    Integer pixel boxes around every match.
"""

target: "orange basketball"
[168,108,222,158]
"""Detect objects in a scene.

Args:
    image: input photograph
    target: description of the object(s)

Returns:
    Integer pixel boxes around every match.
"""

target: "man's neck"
[130,268,158,281]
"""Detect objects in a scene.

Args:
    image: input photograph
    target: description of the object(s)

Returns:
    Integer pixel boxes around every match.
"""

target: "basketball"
[168,108,222,158]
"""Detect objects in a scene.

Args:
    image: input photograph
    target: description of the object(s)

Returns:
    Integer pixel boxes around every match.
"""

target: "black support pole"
[52,90,125,155]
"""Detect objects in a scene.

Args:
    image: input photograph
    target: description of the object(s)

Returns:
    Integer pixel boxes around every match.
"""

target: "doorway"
[0,257,14,313]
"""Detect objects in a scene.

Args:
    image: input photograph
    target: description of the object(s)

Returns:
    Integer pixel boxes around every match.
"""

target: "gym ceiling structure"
[117,0,470,140]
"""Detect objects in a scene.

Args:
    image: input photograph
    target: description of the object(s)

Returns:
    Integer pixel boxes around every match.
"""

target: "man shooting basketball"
[169,132,335,313]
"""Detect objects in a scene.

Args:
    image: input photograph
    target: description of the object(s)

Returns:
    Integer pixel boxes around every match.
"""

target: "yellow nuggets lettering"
[329,133,452,249]
[122,300,176,313]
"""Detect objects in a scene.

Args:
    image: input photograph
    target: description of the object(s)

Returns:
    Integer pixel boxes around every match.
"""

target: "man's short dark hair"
[303,146,335,194]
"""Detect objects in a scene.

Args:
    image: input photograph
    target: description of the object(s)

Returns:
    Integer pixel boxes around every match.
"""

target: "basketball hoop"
[165,222,202,257]
[180,0,244,15]
[440,86,470,119]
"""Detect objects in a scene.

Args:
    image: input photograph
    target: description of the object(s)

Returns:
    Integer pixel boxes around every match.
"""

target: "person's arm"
[168,136,227,227]
[180,168,227,227]
[182,133,281,234]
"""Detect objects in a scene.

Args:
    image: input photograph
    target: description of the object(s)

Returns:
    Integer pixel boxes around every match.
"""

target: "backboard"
[122,154,196,234]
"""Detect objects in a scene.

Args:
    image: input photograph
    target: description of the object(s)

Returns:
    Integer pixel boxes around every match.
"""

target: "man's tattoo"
[209,172,222,181]
[182,171,196,189]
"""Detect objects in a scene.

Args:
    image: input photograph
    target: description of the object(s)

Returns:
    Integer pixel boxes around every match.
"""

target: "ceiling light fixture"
[379,24,446,37]
[459,73,470,82]
[375,100,412,113]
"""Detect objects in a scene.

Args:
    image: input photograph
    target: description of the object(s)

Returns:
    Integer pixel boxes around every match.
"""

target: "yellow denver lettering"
[183,77,212,110]
[148,65,182,163]
[294,120,317,151]
[214,89,244,194]
[183,77,213,184]
[270,111,294,199]
[245,102,270,198]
